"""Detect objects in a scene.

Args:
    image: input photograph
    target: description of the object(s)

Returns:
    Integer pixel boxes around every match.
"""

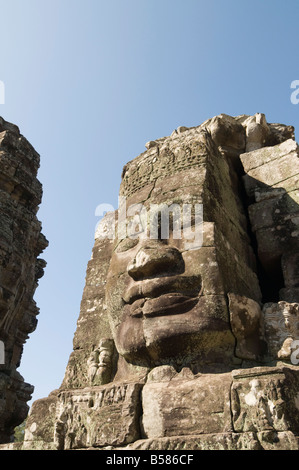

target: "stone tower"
[22,113,299,450]
[0,117,48,443]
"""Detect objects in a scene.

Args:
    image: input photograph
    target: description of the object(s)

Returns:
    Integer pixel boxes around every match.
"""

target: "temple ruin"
[1,113,299,450]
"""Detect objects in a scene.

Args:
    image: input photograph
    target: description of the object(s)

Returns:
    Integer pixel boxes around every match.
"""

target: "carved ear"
[228,293,266,361]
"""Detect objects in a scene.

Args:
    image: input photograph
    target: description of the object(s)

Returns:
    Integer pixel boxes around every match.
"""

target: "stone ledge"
[112,431,299,451]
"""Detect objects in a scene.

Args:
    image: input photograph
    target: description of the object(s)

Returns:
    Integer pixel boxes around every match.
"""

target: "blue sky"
[0,0,298,404]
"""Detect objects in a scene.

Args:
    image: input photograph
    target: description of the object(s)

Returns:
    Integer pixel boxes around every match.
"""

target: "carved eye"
[115,238,139,253]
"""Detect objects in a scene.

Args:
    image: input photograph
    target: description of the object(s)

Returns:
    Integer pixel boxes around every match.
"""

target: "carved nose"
[127,242,184,280]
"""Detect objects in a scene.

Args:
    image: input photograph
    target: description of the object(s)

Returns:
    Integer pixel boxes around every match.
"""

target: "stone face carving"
[106,124,262,374]
[0,117,47,444]
[15,113,299,451]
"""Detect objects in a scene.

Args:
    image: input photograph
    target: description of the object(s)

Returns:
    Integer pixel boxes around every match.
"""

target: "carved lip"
[131,294,198,318]
[123,275,202,318]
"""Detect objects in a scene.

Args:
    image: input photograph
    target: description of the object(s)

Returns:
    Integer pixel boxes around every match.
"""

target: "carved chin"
[114,299,235,368]
[114,296,200,366]
[115,313,150,365]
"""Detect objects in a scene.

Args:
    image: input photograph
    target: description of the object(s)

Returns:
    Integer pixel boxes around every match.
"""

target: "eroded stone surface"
[141,372,232,438]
